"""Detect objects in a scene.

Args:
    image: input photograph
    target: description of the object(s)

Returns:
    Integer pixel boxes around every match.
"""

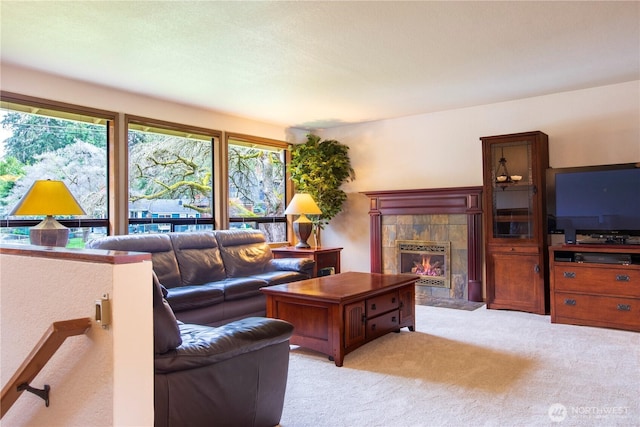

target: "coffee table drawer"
[366,291,399,317]
[366,309,400,339]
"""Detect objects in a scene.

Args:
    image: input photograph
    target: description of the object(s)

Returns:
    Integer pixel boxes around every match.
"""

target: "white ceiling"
[1,1,638,129]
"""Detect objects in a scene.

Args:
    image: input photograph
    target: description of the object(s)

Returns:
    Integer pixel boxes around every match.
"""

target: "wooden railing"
[1,318,92,418]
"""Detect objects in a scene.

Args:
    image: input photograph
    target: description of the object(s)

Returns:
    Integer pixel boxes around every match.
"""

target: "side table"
[272,246,342,277]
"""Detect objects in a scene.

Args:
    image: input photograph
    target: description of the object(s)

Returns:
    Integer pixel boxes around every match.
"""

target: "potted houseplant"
[289,134,355,245]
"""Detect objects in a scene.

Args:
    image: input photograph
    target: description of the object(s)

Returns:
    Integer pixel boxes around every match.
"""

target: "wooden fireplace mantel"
[362,186,484,302]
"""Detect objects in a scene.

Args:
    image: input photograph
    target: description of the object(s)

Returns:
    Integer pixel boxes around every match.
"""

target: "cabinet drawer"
[553,265,640,298]
[488,244,540,255]
[553,292,640,329]
[366,309,400,339]
[366,291,399,317]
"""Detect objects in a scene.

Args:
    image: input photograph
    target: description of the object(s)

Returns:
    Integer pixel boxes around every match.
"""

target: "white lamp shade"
[284,193,321,216]
[284,193,321,248]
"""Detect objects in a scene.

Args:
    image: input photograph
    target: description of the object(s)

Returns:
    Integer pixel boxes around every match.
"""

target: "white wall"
[0,250,153,426]
[1,63,288,139]
[312,81,640,273]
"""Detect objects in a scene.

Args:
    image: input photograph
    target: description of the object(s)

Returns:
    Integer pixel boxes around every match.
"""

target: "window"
[126,115,220,234]
[0,94,288,244]
[0,92,113,247]
[226,133,289,242]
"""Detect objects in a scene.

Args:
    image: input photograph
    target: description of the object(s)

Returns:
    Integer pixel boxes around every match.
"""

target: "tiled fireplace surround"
[363,187,484,302]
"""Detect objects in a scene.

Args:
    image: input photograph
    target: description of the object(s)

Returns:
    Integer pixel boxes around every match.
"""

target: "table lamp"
[9,180,86,247]
[284,193,322,248]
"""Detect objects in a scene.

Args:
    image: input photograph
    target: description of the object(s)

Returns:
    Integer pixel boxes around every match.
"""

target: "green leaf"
[288,134,355,227]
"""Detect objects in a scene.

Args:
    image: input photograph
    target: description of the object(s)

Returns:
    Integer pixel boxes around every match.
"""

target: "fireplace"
[363,186,483,302]
[398,240,450,288]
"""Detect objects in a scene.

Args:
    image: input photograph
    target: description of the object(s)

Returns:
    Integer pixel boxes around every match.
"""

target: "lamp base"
[293,221,313,249]
[30,216,70,247]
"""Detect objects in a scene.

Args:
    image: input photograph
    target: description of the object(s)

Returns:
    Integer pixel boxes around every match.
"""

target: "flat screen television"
[546,163,640,244]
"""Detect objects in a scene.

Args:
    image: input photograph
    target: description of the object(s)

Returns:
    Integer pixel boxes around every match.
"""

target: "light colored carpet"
[280,305,639,427]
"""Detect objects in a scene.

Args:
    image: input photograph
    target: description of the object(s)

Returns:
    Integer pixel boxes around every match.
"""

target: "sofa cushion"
[153,272,183,354]
[166,284,225,312]
[87,234,182,288]
[218,277,270,301]
[169,231,227,286]
[215,229,272,277]
[253,270,310,286]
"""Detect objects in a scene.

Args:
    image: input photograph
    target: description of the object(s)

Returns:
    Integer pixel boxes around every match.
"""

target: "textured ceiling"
[1,1,638,129]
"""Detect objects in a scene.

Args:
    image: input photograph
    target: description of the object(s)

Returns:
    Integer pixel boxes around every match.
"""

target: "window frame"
[125,114,222,233]
[0,91,117,235]
[224,132,292,244]
[0,93,291,242]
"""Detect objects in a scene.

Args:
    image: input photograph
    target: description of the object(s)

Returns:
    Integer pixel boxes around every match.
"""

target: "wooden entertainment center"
[549,244,640,332]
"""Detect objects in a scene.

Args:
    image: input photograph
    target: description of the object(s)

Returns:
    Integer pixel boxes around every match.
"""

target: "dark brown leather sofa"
[87,229,314,326]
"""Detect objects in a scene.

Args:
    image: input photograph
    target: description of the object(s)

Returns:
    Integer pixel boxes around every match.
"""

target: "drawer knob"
[564,298,577,306]
[617,304,631,312]
[371,324,376,331]
[563,271,576,279]
[371,303,377,310]
[391,297,396,304]
[391,316,397,322]
[616,274,630,282]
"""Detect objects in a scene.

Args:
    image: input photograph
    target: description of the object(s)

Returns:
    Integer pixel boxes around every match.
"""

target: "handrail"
[1,317,92,418]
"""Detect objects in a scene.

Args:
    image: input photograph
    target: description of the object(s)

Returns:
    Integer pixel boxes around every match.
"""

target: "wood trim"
[362,186,484,302]
[1,91,117,120]
[467,211,484,302]
[0,244,151,264]
[225,132,289,149]
[217,131,229,230]
[108,114,122,235]
[1,318,92,418]
[363,186,483,215]
[124,114,223,140]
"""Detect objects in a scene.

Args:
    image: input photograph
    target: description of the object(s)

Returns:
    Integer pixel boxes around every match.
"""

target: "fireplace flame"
[412,255,444,277]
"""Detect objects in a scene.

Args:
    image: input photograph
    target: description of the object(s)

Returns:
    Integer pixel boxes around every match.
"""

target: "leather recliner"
[152,272,294,427]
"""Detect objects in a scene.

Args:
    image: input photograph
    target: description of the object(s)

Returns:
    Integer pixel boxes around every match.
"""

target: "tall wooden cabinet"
[480,131,550,314]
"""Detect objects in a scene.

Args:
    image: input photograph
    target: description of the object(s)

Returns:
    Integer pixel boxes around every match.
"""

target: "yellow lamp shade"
[10,180,85,216]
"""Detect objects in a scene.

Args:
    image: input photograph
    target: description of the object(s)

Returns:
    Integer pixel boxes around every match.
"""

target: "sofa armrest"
[270,257,315,276]
[154,317,293,373]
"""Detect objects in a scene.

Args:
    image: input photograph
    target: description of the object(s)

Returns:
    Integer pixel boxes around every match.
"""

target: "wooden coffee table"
[261,272,418,366]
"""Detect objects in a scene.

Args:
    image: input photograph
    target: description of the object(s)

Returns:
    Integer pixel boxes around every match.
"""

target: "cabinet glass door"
[490,140,534,239]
